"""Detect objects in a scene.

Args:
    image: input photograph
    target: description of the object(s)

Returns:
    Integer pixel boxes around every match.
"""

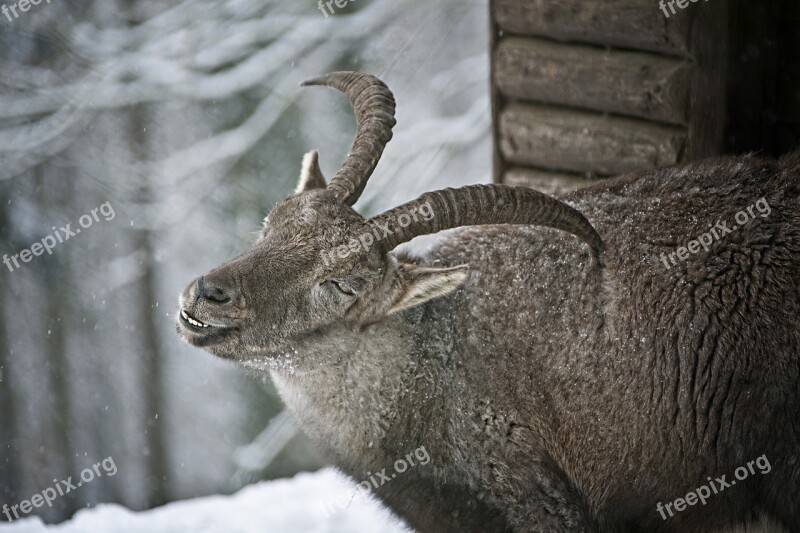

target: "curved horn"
[301,72,396,206]
[369,185,604,259]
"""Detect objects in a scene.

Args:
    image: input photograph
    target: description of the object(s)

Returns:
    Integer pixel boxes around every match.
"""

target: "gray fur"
[177,78,800,532]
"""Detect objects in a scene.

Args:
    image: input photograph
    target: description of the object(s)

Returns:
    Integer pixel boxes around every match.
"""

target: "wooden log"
[499,103,687,175]
[494,37,691,124]
[503,167,594,194]
[493,0,692,57]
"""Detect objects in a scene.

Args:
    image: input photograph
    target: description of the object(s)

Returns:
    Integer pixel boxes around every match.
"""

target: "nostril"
[205,286,231,304]
[197,276,234,305]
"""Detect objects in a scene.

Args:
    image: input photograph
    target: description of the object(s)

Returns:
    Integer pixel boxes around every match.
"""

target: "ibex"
[177,72,800,532]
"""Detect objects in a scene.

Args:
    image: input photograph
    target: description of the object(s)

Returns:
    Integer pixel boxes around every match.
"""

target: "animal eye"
[330,279,355,296]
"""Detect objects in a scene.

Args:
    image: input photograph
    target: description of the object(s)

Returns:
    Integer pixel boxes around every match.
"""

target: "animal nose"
[196,275,235,305]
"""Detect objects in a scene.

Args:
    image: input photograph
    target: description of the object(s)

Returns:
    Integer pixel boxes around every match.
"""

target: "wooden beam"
[499,103,687,175]
[494,0,692,57]
[494,37,691,124]
[684,0,729,160]
[722,0,776,155]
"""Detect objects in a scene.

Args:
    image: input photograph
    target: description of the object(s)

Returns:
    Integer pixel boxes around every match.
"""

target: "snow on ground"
[3,469,411,533]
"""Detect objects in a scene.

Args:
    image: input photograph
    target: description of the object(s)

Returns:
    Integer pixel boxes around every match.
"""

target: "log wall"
[490,0,730,189]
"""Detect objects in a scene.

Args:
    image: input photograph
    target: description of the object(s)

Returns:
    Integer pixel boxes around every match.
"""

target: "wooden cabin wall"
[490,0,800,191]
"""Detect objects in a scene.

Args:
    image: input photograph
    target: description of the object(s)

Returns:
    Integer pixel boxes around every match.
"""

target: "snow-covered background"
[3,470,409,532]
[0,0,489,528]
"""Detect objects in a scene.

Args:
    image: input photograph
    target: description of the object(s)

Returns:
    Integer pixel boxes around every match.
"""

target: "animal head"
[176,72,602,362]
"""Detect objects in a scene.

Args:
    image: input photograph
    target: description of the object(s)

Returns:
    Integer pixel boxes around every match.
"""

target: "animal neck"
[266,314,423,467]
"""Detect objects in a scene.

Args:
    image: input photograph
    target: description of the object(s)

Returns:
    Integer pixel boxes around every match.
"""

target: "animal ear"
[295,149,327,194]
[387,264,469,316]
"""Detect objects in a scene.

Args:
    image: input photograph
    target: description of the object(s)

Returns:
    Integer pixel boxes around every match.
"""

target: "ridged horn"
[368,184,604,259]
[301,72,396,206]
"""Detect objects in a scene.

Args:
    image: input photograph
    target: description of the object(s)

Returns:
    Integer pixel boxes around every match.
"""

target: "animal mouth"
[180,309,213,329]
[177,309,237,346]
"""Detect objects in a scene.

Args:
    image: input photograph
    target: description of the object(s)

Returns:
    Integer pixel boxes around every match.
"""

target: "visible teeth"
[181,309,211,328]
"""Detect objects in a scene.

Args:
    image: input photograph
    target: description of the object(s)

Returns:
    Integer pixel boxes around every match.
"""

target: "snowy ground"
[3,469,411,533]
